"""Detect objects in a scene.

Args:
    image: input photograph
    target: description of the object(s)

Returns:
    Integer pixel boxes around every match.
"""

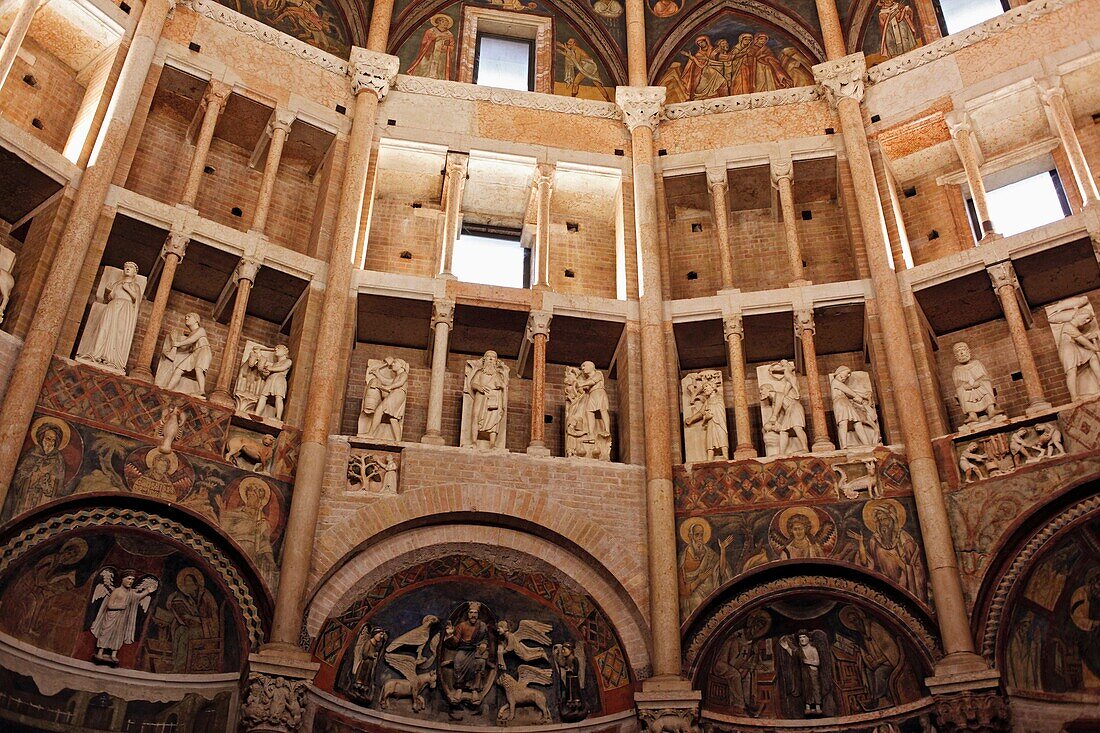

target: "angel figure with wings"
[777,629,835,717]
[89,567,159,664]
[495,619,552,667]
[553,641,588,722]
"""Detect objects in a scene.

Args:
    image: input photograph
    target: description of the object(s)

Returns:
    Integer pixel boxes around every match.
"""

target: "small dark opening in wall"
[687,271,698,280]
[564,269,575,278]
[1011,371,1023,381]
[566,222,579,232]
[614,149,624,156]
[22,74,37,87]
[1092,112,1100,124]
[801,210,812,220]
[544,414,553,424]
[119,1,131,12]
[411,202,422,209]
[825,127,835,135]
[658,149,667,156]
[903,186,917,198]
[31,118,43,129]
[928,230,939,240]
[691,223,703,232]
[802,259,808,268]
[335,104,347,115]
[203,165,215,174]
[870,114,881,123]
[387,119,396,126]
[231,207,243,217]
[399,251,413,260]
[188,42,201,53]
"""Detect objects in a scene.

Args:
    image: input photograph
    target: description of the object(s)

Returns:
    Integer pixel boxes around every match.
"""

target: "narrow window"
[934,0,1010,35]
[474,34,534,92]
[452,226,530,288]
[966,169,1070,240]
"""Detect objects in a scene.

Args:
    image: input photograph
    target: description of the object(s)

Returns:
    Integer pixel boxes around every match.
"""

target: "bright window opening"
[474,34,533,91]
[936,0,1007,35]
[452,229,530,288]
[979,171,1070,239]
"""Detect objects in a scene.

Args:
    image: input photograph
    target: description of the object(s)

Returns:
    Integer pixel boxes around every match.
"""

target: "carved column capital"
[771,156,793,186]
[445,151,469,180]
[534,162,555,190]
[637,707,701,733]
[269,109,296,136]
[933,691,1010,733]
[705,165,728,191]
[239,672,307,733]
[944,110,973,139]
[202,79,232,112]
[986,261,1019,291]
[162,230,189,260]
[1036,76,1066,106]
[812,53,866,107]
[525,310,552,341]
[235,257,262,284]
[794,308,816,336]
[431,298,455,330]
[723,313,744,341]
[349,47,400,99]
[615,86,666,132]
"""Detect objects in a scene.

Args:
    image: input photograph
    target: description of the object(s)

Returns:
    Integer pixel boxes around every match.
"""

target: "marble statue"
[76,263,147,374]
[234,341,292,421]
[1046,296,1100,401]
[0,243,14,326]
[758,360,807,456]
[359,357,409,441]
[461,351,509,450]
[681,370,729,462]
[564,361,612,460]
[951,342,1001,428]
[88,568,158,664]
[155,312,213,397]
[829,366,881,448]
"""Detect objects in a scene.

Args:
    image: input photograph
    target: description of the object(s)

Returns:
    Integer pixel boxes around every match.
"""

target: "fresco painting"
[861,0,923,65]
[219,0,355,55]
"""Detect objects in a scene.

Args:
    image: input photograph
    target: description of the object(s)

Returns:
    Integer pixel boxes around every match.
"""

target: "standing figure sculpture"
[951,342,1001,427]
[359,357,409,441]
[759,361,808,456]
[681,371,729,462]
[77,263,146,374]
[564,362,612,460]
[1046,296,1100,401]
[88,568,158,664]
[829,366,881,448]
[777,630,834,717]
[461,351,509,450]
[254,345,293,421]
[155,313,213,397]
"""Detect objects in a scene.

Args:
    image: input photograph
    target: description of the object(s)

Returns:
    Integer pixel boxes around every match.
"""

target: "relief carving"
[1046,295,1100,401]
[461,351,510,451]
[76,263,146,374]
[564,362,612,460]
[681,370,729,463]
[358,357,409,442]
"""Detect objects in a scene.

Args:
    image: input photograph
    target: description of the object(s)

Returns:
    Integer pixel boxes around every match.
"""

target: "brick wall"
[362,197,440,277]
[0,38,83,153]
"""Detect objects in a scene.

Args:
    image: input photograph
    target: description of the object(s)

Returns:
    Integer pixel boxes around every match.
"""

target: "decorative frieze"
[663,85,822,120]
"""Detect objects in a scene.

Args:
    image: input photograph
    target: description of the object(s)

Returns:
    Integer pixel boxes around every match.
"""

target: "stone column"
[723,313,756,459]
[526,311,552,455]
[532,163,555,288]
[705,165,735,290]
[179,80,231,208]
[987,262,1050,413]
[0,0,48,91]
[945,111,997,242]
[266,48,400,652]
[0,0,174,506]
[129,230,188,382]
[814,53,991,679]
[437,152,469,277]
[773,157,807,283]
[422,298,454,445]
[251,110,296,233]
[795,308,835,452]
[208,258,261,408]
[1038,77,1099,207]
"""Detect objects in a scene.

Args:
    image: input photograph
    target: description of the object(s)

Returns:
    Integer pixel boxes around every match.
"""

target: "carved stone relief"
[681,370,729,463]
[758,361,807,456]
[1045,295,1100,402]
[829,367,881,449]
[461,351,510,451]
[346,447,401,495]
[951,342,1005,433]
[0,243,13,326]
[75,264,147,375]
[564,362,611,461]
[234,341,292,422]
[358,357,409,442]
[955,420,1064,484]
[155,313,213,398]
[240,673,306,733]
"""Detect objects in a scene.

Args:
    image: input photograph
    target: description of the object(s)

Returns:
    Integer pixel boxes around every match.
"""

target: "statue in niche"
[255,345,292,421]
[234,342,292,421]
[777,629,835,716]
[758,361,808,456]
[564,362,612,460]
[951,342,1002,428]
[359,357,409,441]
[1046,296,1100,401]
[76,263,146,374]
[88,567,159,665]
[155,312,213,397]
[461,351,509,450]
[829,366,881,449]
[0,243,14,325]
[681,370,729,462]
[552,641,588,722]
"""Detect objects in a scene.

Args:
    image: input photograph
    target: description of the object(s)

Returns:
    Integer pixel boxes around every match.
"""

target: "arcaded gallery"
[0,0,1097,728]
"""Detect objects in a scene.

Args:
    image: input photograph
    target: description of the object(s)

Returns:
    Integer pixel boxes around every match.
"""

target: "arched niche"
[308,538,639,728]
[685,574,939,728]
[214,0,365,56]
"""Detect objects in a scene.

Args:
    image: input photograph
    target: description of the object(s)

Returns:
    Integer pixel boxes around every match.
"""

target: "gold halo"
[145,449,179,474]
[30,416,71,451]
[679,517,711,544]
[776,506,820,539]
[430,13,453,29]
[176,566,204,590]
[238,477,272,507]
[862,498,906,529]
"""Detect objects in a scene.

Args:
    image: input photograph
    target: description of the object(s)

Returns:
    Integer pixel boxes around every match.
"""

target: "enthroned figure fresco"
[220,0,356,56]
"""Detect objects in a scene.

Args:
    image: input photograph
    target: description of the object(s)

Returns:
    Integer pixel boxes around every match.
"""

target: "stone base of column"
[733,444,757,460]
[208,389,234,409]
[811,439,837,453]
[240,649,319,733]
[420,431,446,445]
[926,659,999,694]
[526,442,551,457]
[129,365,153,382]
[635,683,702,733]
[1025,400,1053,415]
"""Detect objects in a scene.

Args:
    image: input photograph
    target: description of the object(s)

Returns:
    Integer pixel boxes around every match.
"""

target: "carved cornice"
[813,53,867,107]
[392,75,622,120]
[186,0,348,75]
[349,48,399,100]
[525,311,552,341]
[868,0,1078,84]
[663,85,822,120]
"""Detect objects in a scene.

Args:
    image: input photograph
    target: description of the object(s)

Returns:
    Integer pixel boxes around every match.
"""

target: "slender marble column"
[129,231,188,381]
[180,80,231,208]
[251,110,295,233]
[437,152,469,276]
[267,48,400,651]
[723,314,756,459]
[0,0,47,92]
[795,309,835,452]
[705,165,735,289]
[208,258,261,408]
[814,53,988,675]
[422,298,454,445]
[0,0,174,506]
[773,157,807,282]
[1038,78,1099,206]
[988,262,1050,413]
[532,164,555,288]
[526,311,552,455]
[945,111,997,241]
